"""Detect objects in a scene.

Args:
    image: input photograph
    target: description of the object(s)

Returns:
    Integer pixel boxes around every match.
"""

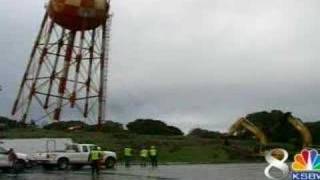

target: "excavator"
[229,117,268,146]
[228,115,313,153]
[228,117,268,154]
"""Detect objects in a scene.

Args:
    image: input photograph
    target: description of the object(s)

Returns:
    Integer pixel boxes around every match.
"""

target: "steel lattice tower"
[11,0,112,129]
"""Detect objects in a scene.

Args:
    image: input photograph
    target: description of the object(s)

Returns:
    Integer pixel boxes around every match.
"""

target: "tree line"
[1,109,320,144]
[0,117,185,136]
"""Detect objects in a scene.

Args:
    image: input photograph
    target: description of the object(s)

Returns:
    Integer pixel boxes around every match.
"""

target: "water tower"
[12,0,112,129]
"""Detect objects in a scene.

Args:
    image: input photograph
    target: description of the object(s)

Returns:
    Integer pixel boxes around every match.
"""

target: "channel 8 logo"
[264,148,289,180]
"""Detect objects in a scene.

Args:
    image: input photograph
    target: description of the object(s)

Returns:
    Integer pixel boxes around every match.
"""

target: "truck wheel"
[105,157,116,169]
[57,158,69,170]
[14,159,26,172]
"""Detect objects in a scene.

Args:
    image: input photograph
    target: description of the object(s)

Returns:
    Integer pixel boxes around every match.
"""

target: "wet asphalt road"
[0,164,283,180]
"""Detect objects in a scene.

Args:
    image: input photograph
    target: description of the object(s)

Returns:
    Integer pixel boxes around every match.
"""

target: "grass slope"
[4,127,260,163]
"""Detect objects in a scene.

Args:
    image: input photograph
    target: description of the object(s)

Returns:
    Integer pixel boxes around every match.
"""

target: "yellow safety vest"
[140,149,148,158]
[149,148,157,156]
[90,150,102,160]
[124,148,132,156]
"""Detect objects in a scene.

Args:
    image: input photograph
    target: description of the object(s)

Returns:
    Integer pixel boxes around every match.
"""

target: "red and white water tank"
[48,0,108,31]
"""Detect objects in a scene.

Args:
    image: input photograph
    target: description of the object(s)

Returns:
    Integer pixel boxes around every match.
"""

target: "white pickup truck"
[0,146,30,172]
[33,143,117,170]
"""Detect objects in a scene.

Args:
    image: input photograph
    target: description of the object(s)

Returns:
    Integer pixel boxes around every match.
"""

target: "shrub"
[127,119,183,136]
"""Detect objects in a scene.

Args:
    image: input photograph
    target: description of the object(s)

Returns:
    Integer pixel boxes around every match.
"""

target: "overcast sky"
[1,0,320,132]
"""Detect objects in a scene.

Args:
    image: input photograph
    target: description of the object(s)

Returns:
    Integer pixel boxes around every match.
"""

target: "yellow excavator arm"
[229,117,268,146]
[287,116,312,147]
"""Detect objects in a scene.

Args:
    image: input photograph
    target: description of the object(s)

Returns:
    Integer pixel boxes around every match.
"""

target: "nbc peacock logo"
[292,149,320,171]
[291,149,320,180]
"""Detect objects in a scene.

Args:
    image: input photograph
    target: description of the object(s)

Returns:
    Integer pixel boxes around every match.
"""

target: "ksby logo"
[291,149,320,180]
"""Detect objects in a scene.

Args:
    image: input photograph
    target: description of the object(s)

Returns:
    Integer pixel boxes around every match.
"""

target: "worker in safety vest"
[140,147,148,167]
[149,146,158,167]
[124,147,133,167]
[88,146,103,175]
